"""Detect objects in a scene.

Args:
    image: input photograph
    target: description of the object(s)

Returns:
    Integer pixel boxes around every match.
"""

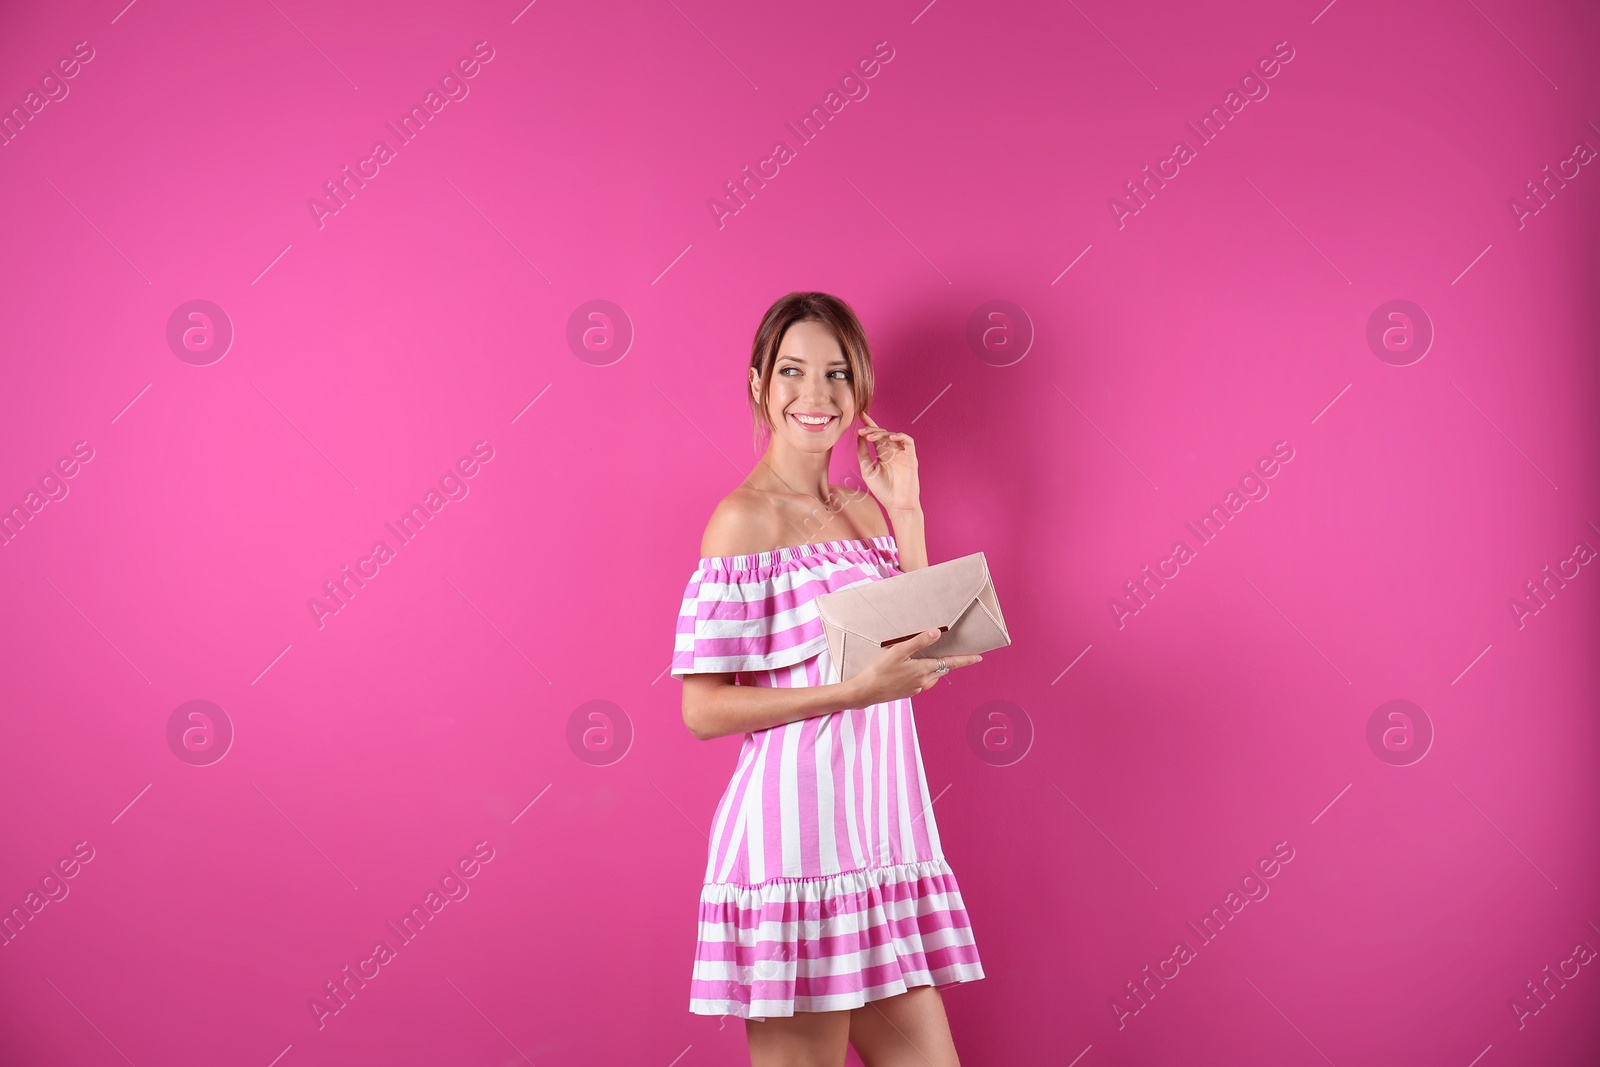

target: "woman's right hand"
[845,628,984,707]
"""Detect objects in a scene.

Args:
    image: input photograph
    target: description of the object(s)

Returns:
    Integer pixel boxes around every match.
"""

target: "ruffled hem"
[688,857,985,1020]
[668,628,830,680]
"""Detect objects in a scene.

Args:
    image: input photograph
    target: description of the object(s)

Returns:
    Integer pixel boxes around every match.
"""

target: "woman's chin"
[786,433,837,451]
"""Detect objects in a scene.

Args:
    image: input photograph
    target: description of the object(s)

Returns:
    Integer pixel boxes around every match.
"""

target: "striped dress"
[670,534,985,1019]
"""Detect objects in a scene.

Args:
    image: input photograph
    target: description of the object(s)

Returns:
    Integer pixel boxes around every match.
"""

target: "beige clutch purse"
[814,552,1011,684]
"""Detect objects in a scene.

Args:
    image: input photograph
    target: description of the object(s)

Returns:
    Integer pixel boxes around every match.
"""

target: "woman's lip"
[790,413,837,433]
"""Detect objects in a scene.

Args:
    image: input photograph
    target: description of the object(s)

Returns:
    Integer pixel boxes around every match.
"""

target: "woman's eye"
[778,366,850,380]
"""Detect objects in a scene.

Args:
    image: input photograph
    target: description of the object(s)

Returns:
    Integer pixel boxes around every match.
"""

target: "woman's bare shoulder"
[699,488,779,558]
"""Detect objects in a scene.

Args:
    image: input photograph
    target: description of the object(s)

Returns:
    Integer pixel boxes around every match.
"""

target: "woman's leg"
[846,985,962,1067]
[746,1009,852,1067]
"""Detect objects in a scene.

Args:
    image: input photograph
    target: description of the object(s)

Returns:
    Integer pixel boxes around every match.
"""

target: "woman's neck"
[746,446,832,505]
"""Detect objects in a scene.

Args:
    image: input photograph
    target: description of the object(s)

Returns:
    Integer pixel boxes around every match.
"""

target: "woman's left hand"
[856,412,921,512]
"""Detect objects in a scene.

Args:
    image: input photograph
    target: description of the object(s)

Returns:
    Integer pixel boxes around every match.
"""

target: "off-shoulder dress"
[670,534,985,1019]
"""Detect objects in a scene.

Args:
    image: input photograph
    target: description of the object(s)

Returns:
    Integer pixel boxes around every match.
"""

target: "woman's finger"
[865,430,914,451]
[920,653,984,672]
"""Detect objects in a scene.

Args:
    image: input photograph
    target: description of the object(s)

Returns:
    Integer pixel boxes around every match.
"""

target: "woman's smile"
[789,411,838,433]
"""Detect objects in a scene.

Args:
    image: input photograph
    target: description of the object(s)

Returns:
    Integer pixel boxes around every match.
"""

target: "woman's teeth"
[792,413,835,427]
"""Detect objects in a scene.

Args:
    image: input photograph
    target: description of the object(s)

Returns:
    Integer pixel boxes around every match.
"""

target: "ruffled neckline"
[697,534,898,572]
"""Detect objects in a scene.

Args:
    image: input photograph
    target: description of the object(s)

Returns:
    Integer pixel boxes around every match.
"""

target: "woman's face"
[754,320,857,453]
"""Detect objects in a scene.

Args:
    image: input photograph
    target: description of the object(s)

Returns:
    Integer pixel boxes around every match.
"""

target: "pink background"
[2,0,1596,1063]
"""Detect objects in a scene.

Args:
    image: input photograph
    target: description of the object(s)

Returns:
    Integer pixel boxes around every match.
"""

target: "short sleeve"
[669,566,831,679]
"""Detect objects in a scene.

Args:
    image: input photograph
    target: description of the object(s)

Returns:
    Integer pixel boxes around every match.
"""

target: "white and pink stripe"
[672,535,984,1019]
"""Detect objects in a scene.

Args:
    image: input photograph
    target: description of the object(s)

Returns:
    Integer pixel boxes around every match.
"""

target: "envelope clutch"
[814,551,1010,685]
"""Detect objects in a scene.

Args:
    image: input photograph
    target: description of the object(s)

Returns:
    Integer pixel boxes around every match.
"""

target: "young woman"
[671,292,987,1066]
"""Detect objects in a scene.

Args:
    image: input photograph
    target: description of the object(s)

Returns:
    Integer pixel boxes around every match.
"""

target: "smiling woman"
[672,292,986,1066]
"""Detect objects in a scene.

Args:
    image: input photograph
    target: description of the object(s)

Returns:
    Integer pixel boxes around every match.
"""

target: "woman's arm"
[887,506,927,572]
[681,626,977,741]
[682,672,867,741]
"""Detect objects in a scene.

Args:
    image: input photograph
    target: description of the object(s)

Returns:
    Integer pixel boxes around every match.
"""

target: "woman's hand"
[845,627,984,707]
[856,411,921,513]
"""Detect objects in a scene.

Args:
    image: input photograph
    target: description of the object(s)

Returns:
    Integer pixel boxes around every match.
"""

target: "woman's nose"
[802,381,834,404]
